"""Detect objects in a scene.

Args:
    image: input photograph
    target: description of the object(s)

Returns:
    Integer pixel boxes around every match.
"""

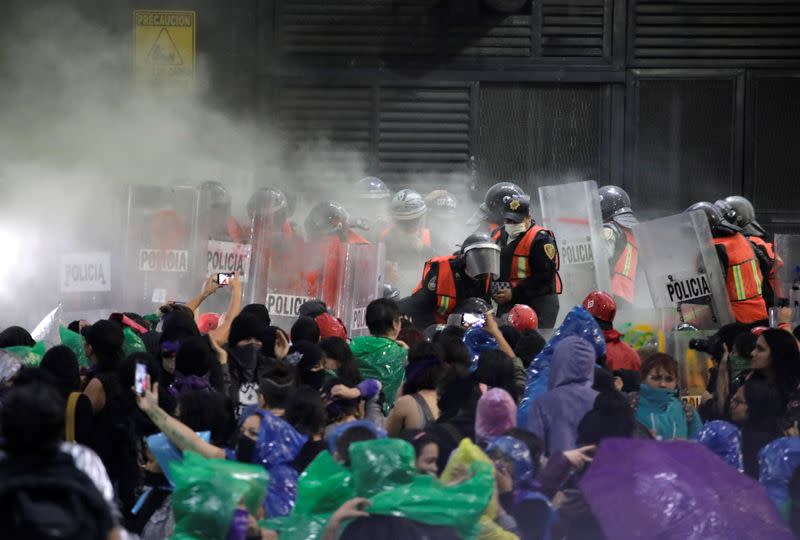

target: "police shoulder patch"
[427,275,438,291]
[544,243,556,260]
[603,227,615,241]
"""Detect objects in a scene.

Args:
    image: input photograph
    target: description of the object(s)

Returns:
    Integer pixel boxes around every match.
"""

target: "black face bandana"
[236,435,257,464]
[232,344,261,379]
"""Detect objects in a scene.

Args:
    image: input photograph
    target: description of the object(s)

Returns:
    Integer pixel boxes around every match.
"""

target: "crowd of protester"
[1,272,800,539]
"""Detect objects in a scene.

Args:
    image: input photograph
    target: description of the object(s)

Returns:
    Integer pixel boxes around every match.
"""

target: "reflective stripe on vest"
[611,228,638,303]
[714,234,768,323]
[508,225,562,293]
[413,256,458,323]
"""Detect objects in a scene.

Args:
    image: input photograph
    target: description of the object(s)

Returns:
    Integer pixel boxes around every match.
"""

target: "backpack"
[0,452,114,540]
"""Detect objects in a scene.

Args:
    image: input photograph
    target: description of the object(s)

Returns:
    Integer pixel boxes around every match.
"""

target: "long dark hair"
[759,329,800,404]
[743,374,784,430]
[320,337,361,386]
[403,342,444,395]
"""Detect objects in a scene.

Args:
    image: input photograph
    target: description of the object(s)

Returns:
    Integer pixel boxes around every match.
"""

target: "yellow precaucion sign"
[134,10,196,84]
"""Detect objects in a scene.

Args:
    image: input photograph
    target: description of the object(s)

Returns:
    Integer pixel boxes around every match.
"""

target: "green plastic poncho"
[1,341,46,367]
[171,452,268,540]
[265,438,494,540]
[349,336,407,413]
[122,327,147,356]
[59,326,90,368]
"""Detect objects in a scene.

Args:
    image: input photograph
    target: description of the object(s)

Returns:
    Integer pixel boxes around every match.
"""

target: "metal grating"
[541,0,606,58]
[631,78,735,213]
[377,85,472,182]
[274,84,373,183]
[633,1,800,67]
[751,77,800,212]
[275,0,532,58]
[477,83,605,199]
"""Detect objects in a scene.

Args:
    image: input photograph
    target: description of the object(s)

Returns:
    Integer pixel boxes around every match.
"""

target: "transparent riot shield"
[121,185,205,314]
[245,232,304,329]
[666,329,715,406]
[335,243,385,337]
[53,186,123,322]
[633,211,734,331]
[773,234,800,325]
[538,181,612,326]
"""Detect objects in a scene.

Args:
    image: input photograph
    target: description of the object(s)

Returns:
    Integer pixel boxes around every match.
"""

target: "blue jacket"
[635,384,701,440]
[527,336,598,456]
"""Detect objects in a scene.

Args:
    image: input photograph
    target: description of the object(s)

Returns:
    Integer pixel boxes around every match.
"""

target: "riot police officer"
[350,176,392,241]
[722,195,776,306]
[491,193,562,328]
[688,202,768,324]
[425,189,459,253]
[199,180,233,241]
[305,201,369,245]
[599,185,639,305]
[380,189,434,294]
[468,181,525,234]
[398,232,500,328]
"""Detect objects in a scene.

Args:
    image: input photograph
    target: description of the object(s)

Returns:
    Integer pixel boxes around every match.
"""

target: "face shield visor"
[463,242,501,280]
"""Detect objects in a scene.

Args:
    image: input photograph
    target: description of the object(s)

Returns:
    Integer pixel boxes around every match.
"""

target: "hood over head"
[548,336,596,390]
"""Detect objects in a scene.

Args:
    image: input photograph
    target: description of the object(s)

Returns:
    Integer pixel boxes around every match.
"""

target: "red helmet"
[582,291,617,323]
[507,304,538,331]
[197,312,221,334]
[315,312,348,340]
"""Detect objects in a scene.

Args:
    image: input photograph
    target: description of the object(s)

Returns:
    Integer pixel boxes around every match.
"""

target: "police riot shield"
[52,186,124,324]
[334,243,385,337]
[538,181,612,326]
[633,211,734,330]
[666,329,715,406]
[773,234,800,324]
[121,185,205,314]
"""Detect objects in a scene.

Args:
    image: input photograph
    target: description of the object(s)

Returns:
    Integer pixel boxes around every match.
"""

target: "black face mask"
[233,344,261,374]
[236,435,257,464]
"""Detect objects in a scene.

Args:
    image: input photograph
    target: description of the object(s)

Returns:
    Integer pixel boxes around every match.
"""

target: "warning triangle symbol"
[147,28,184,66]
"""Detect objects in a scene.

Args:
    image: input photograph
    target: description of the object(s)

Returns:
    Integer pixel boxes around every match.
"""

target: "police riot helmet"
[247,188,288,220]
[459,232,501,280]
[426,190,458,219]
[714,199,738,227]
[501,193,531,223]
[304,201,349,239]
[479,182,525,224]
[382,283,400,300]
[724,195,766,236]
[686,201,741,236]
[200,180,231,209]
[355,176,391,200]
[390,189,427,221]
[598,185,636,225]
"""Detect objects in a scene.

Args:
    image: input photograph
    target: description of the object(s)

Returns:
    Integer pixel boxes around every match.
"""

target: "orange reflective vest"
[611,228,638,303]
[749,236,777,293]
[413,256,458,324]
[714,234,768,323]
[498,225,563,292]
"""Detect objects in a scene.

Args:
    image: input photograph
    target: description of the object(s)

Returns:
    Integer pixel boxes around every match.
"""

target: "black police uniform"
[494,226,560,327]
